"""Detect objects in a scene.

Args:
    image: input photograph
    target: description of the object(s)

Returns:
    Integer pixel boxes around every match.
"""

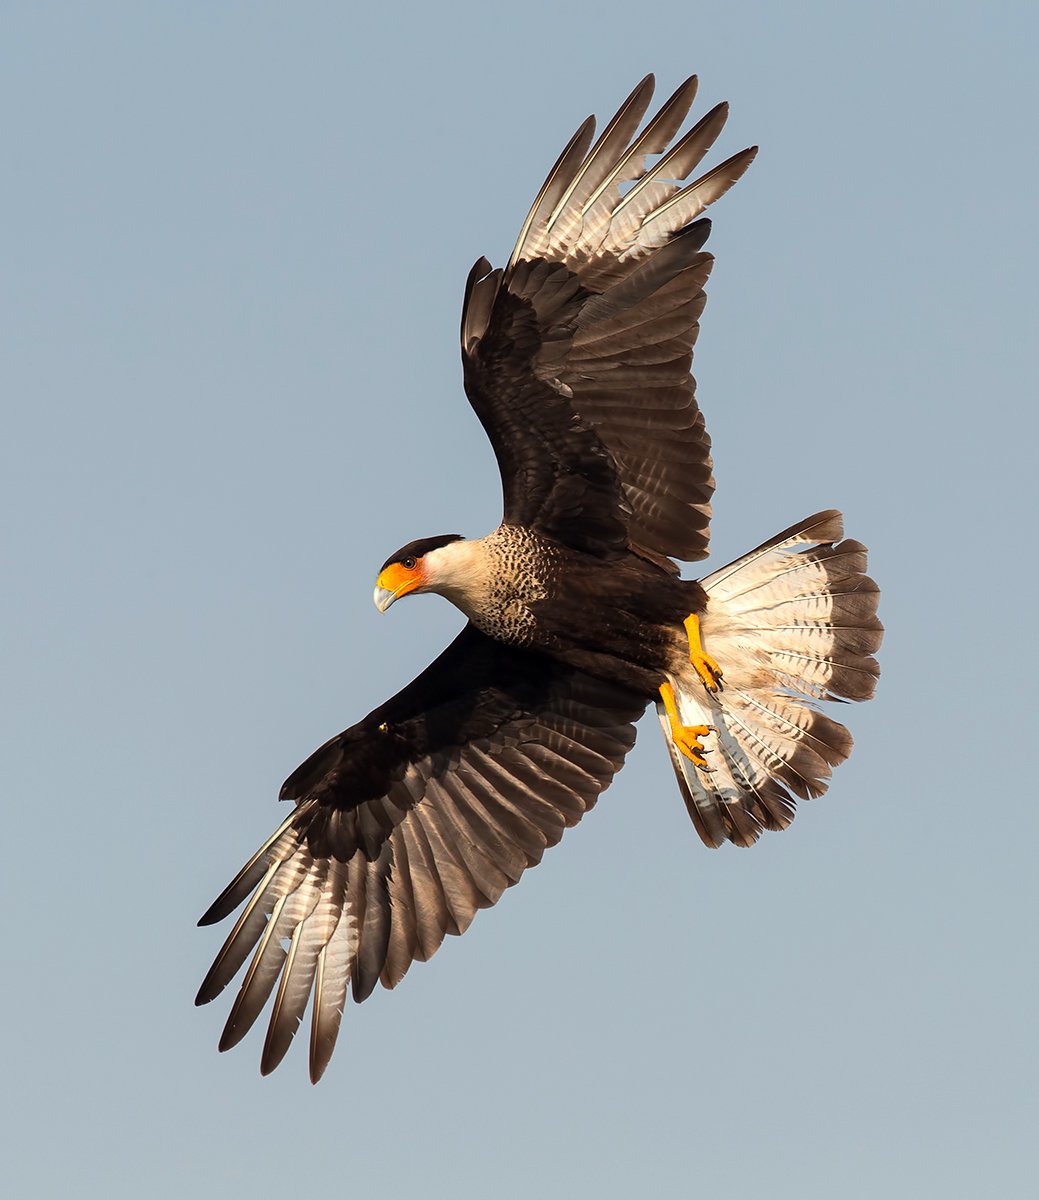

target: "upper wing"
[196,625,645,1081]
[462,74,757,565]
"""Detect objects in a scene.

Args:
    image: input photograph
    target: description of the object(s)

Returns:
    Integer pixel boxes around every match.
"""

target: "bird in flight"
[197,73,882,1081]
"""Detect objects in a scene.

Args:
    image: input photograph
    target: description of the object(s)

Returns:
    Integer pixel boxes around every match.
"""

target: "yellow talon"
[683,613,723,693]
[675,725,712,768]
[659,682,713,769]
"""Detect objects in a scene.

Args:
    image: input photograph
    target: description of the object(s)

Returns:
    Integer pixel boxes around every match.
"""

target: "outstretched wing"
[196,625,645,1081]
[462,74,757,565]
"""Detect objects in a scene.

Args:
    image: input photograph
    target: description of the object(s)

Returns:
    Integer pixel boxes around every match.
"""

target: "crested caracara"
[197,73,882,1081]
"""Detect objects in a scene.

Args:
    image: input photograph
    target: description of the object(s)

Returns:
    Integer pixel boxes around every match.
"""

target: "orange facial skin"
[373,558,425,611]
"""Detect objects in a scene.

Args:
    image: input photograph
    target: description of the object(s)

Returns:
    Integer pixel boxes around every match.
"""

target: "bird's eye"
[401,557,417,570]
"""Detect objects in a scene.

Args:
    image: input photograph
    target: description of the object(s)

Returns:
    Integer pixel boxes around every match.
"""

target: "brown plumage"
[197,74,881,1081]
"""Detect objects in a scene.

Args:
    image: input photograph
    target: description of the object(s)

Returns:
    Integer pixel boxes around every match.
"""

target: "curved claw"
[693,655,724,693]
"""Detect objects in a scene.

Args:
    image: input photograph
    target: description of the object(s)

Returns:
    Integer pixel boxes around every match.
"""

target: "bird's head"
[373,534,465,612]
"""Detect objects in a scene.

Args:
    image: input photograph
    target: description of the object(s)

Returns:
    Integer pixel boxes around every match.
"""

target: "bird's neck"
[424,527,552,642]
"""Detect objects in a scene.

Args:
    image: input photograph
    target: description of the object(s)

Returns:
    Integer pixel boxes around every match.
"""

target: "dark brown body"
[445,525,705,698]
[530,544,706,695]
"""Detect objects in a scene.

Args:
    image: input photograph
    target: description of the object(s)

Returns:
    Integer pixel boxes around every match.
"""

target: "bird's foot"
[659,682,715,769]
[684,613,723,693]
[673,723,713,768]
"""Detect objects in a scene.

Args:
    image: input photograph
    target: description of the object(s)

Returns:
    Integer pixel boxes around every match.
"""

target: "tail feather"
[659,510,881,848]
[698,509,846,598]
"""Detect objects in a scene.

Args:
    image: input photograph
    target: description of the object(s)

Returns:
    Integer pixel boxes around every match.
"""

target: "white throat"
[422,537,496,618]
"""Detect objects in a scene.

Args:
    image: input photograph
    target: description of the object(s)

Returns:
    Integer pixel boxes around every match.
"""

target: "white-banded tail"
[658,510,881,847]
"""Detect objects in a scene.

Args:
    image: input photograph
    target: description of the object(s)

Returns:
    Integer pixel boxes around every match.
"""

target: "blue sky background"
[4,3,1036,1197]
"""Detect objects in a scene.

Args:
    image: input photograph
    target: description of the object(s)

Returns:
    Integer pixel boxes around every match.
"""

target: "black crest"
[380,534,463,572]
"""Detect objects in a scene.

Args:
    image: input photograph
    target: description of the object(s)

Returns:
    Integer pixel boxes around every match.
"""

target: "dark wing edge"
[196,625,645,1082]
[462,74,757,564]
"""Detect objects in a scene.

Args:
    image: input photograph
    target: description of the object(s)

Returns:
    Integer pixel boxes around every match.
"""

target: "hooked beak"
[373,561,423,613]
[373,585,397,613]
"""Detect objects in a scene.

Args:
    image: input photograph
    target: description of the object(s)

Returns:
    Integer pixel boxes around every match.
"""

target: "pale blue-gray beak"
[371,585,395,614]
[373,586,397,613]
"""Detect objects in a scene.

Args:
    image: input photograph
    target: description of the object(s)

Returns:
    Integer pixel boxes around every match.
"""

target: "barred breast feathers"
[423,527,557,641]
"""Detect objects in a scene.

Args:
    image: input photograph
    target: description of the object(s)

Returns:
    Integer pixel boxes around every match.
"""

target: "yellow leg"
[684,612,723,693]
[659,681,713,769]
